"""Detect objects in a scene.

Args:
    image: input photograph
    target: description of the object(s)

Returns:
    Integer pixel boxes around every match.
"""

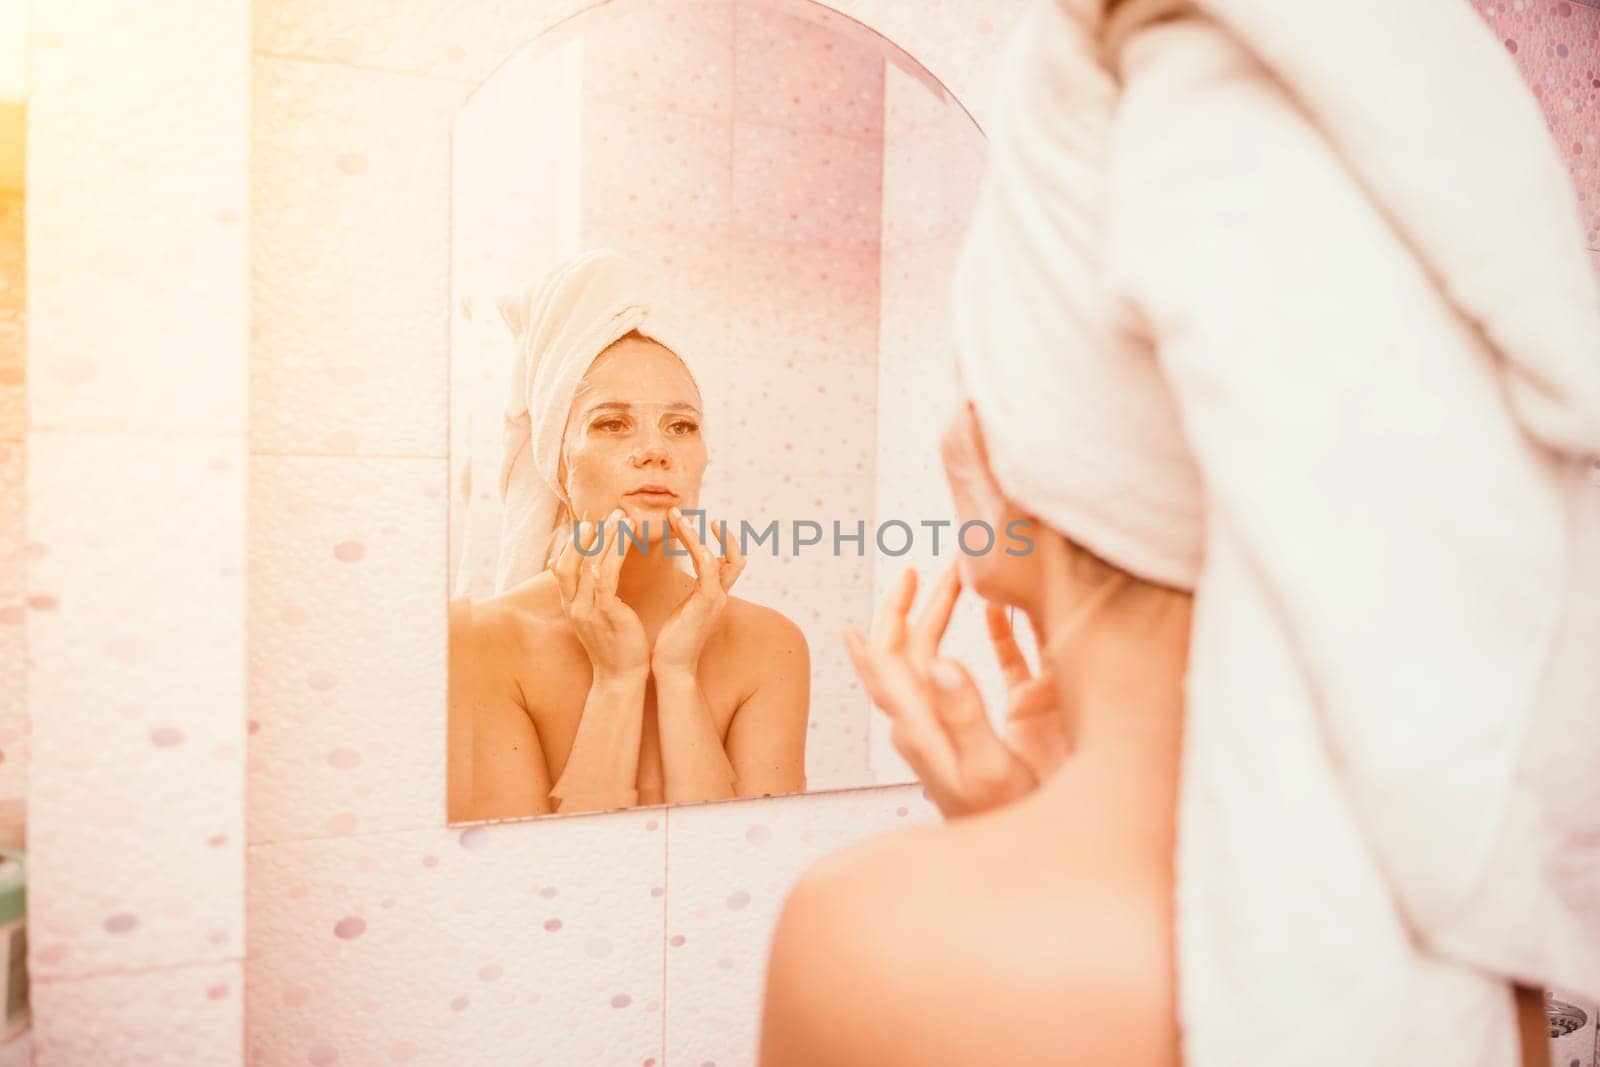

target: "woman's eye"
[669,420,699,435]
[595,418,628,433]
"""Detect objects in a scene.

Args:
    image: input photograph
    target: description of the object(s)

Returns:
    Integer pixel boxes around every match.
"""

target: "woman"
[448,250,810,821]
[760,0,1599,1063]
[762,400,1193,1066]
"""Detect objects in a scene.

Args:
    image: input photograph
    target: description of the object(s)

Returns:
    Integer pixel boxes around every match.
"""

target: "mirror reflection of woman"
[448,250,809,821]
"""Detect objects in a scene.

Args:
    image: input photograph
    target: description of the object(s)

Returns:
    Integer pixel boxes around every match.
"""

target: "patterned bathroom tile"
[881,73,988,252]
[733,121,884,248]
[804,678,879,791]
[583,99,734,237]
[0,192,22,442]
[575,222,738,357]
[26,433,246,979]
[1474,0,1600,244]
[1546,988,1597,1067]
[0,440,24,848]
[253,0,584,86]
[586,0,736,121]
[723,238,882,368]
[883,51,960,135]
[28,4,247,437]
[248,455,448,845]
[819,0,1035,134]
[252,57,464,457]
[247,815,664,1067]
[879,229,965,372]
[662,783,937,1067]
[31,959,244,1067]
[695,469,877,589]
[250,0,1025,142]
[702,352,880,491]
[451,36,586,333]
[734,2,887,141]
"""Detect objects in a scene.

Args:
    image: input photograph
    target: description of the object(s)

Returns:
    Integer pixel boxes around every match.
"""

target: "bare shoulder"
[721,595,809,661]
[452,574,565,660]
[760,813,1177,1067]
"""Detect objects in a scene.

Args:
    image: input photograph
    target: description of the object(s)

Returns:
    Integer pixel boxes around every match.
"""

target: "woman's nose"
[631,438,670,467]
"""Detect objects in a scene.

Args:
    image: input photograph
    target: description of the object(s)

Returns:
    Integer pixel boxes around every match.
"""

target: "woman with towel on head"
[760,1,1600,1065]
[448,249,810,821]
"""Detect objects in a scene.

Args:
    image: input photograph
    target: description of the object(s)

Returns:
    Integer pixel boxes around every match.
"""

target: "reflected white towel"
[490,249,701,594]
[953,1,1600,1063]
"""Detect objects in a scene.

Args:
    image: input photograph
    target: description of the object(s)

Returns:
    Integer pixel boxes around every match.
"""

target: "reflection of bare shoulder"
[723,595,807,656]
[457,573,565,666]
[720,596,809,691]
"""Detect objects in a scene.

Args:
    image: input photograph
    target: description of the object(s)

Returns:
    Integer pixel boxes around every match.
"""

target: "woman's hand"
[842,562,1065,819]
[552,511,651,682]
[651,508,746,679]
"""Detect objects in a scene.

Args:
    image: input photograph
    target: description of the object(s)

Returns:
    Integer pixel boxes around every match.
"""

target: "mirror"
[447,0,1001,822]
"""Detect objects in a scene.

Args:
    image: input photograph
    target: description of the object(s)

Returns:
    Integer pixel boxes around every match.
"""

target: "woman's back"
[762,743,1180,1067]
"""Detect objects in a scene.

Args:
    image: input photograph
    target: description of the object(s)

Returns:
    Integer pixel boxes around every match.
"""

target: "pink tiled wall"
[1476,0,1600,248]
[25,0,249,1063]
[0,192,25,852]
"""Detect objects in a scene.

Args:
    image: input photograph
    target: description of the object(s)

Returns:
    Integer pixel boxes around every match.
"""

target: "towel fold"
[490,249,700,594]
[952,1,1600,1062]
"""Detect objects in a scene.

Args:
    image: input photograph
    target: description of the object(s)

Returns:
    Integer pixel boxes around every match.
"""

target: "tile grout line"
[32,954,245,987]
[251,48,472,88]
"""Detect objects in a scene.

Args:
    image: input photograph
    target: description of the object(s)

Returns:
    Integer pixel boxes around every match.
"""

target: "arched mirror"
[446,0,1003,823]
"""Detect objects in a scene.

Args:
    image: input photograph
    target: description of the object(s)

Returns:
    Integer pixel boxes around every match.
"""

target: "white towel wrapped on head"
[489,248,701,595]
[952,1,1600,1062]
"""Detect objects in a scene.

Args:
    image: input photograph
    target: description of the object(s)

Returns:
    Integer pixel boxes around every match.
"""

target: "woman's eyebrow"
[582,400,700,418]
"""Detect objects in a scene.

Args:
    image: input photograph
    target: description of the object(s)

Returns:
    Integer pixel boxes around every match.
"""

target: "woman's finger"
[868,568,919,653]
[573,520,601,608]
[598,509,628,600]
[985,602,1033,689]
[713,520,746,592]
[552,527,578,607]
[678,510,720,596]
[845,627,910,715]
[927,658,1001,754]
[928,658,1033,803]
[906,561,962,668]
[842,627,887,705]
[846,627,973,811]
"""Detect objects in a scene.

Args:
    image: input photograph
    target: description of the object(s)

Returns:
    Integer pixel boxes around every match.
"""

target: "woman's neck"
[1024,591,1188,786]
[613,538,691,621]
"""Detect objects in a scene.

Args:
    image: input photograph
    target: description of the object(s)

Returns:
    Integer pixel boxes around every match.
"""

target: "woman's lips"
[625,489,677,504]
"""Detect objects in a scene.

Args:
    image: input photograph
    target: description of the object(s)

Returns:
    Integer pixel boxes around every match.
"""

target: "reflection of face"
[561,334,706,542]
[939,399,1036,605]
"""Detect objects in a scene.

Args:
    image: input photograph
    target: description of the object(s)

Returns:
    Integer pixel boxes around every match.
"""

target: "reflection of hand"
[651,509,746,679]
[552,511,650,682]
[843,563,1058,819]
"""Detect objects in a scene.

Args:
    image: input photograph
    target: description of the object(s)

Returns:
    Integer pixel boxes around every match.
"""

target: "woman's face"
[939,398,1040,607]
[561,335,707,543]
